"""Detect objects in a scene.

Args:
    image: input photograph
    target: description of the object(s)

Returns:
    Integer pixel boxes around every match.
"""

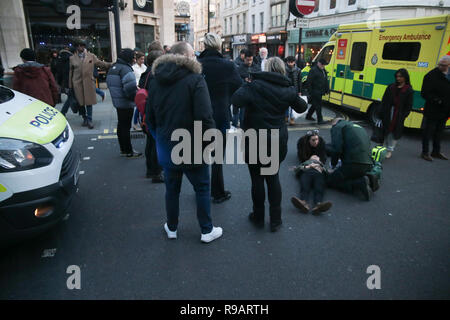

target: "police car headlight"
[0,138,53,172]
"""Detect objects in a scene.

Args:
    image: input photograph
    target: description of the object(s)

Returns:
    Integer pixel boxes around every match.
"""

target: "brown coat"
[69,50,111,106]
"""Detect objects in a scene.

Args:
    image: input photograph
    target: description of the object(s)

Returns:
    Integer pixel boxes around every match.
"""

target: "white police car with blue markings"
[0,86,80,245]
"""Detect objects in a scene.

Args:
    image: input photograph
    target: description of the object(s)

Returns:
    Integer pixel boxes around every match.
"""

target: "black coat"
[380,84,413,140]
[198,49,243,133]
[56,49,72,90]
[286,64,302,93]
[145,54,215,169]
[305,64,329,99]
[231,72,308,166]
[237,62,261,81]
[421,67,450,120]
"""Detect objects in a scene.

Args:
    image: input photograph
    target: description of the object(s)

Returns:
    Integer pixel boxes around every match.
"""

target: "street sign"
[295,18,309,28]
[295,0,315,16]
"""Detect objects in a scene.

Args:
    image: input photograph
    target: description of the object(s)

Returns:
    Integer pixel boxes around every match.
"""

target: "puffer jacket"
[12,61,59,106]
[106,58,137,109]
[145,54,215,169]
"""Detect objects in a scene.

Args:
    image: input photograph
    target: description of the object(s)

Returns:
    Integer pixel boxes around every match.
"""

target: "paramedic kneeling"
[326,118,378,201]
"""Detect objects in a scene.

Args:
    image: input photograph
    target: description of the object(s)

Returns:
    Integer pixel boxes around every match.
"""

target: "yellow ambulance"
[302,14,450,128]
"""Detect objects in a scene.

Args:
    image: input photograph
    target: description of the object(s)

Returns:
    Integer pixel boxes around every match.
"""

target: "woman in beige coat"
[69,39,111,129]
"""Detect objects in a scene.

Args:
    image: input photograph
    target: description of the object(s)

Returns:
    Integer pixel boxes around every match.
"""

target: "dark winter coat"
[421,67,450,120]
[231,71,308,166]
[305,64,329,99]
[234,56,244,67]
[380,83,413,140]
[12,61,59,106]
[145,54,215,169]
[237,62,261,81]
[56,49,72,90]
[198,49,243,133]
[296,135,327,164]
[286,64,302,94]
[328,120,373,166]
[106,58,137,109]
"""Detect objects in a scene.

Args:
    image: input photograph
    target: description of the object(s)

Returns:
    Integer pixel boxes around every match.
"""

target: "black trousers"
[326,163,372,195]
[299,169,325,205]
[116,108,134,154]
[306,96,323,122]
[422,116,446,154]
[248,164,282,223]
[145,131,162,175]
[211,133,227,198]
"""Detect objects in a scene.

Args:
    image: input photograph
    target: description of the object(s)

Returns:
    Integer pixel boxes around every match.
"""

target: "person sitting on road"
[291,130,332,214]
[326,118,379,201]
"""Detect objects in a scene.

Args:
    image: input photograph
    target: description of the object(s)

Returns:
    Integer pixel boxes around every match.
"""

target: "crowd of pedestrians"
[8,34,449,243]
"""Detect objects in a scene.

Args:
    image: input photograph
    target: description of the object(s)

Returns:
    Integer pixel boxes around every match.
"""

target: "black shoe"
[248,212,264,228]
[305,116,316,121]
[366,173,380,192]
[151,173,164,183]
[359,177,371,201]
[212,191,231,203]
[126,150,143,158]
[312,201,332,214]
[87,120,94,129]
[82,118,88,127]
[421,153,433,161]
[270,220,282,232]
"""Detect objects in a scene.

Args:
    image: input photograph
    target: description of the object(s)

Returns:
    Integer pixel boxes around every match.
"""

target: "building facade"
[287,0,450,63]
[0,0,179,73]
[192,0,222,52]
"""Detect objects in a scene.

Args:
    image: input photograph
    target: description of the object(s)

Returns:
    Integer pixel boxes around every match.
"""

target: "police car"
[0,86,80,244]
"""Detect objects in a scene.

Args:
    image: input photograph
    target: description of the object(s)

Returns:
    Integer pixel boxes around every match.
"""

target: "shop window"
[314,0,320,12]
[316,45,334,64]
[382,42,421,61]
[350,42,367,71]
[348,0,356,5]
[330,0,336,9]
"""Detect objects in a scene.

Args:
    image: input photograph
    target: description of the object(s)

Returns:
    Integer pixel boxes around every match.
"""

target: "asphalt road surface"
[0,107,449,300]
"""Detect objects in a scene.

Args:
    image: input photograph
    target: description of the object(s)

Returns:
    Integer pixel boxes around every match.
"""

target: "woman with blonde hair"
[231,57,308,232]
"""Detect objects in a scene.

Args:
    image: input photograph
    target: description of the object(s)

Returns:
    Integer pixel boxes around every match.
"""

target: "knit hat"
[118,48,135,65]
[20,48,36,61]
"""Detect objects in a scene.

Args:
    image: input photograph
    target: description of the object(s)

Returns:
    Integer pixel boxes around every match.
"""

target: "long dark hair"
[395,68,411,87]
[297,133,320,163]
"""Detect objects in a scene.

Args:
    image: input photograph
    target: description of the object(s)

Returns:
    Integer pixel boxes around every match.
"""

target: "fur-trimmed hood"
[152,54,202,85]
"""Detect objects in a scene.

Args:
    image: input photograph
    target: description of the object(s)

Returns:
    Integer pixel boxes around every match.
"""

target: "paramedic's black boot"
[366,173,380,192]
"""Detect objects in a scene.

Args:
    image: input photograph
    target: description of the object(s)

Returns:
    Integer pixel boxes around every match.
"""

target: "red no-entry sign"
[295,0,316,16]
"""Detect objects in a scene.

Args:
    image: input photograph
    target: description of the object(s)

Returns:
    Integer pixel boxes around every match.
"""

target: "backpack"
[372,146,387,163]
[134,72,151,117]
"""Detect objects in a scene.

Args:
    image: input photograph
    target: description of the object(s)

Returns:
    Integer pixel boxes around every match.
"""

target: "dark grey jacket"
[106,58,137,109]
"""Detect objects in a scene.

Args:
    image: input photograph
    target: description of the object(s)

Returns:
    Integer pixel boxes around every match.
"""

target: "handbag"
[370,119,384,144]
[135,72,152,117]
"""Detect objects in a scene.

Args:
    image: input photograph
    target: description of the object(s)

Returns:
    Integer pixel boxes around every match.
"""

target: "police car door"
[342,31,372,111]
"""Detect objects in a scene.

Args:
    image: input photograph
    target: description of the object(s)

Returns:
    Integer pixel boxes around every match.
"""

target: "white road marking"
[83,157,90,161]
[91,138,97,141]
[87,146,94,150]
[79,171,85,175]
[41,248,57,258]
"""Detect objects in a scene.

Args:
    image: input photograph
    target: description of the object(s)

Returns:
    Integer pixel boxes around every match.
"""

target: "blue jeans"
[285,107,293,119]
[163,165,213,234]
[61,92,75,115]
[232,107,245,127]
[79,105,93,121]
[95,88,105,99]
[133,107,140,125]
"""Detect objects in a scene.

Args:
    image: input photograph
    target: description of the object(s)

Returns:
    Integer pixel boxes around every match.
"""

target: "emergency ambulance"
[0,86,80,244]
[301,14,450,128]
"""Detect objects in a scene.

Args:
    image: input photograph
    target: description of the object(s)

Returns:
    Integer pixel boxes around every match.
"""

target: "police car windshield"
[0,86,14,104]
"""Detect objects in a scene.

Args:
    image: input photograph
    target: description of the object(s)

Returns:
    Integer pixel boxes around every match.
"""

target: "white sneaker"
[200,226,223,243]
[164,223,177,239]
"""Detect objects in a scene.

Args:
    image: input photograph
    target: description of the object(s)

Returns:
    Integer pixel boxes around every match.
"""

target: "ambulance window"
[316,45,334,65]
[0,87,14,104]
[350,42,367,71]
[382,42,421,61]
[348,0,356,5]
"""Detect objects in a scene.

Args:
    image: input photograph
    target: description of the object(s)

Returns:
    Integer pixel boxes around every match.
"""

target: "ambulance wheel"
[368,102,382,126]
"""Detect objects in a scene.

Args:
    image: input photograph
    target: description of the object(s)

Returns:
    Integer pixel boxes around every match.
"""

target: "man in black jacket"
[198,33,243,203]
[145,42,223,243]
[420,55,450,161]
[305,58,330,125]
[285,56,302,125]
